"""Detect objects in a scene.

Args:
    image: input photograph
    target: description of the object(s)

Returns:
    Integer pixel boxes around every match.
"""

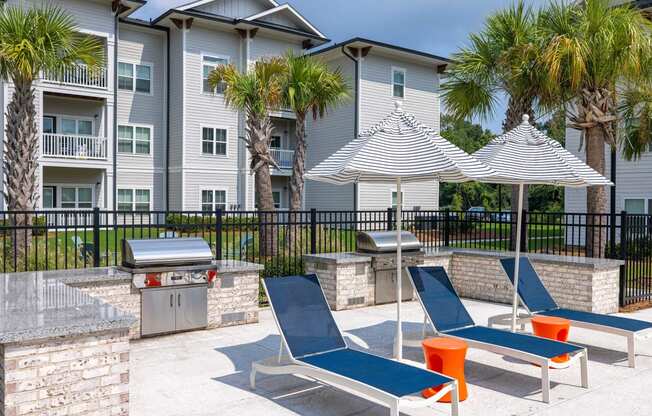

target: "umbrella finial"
[394,100,403,112]
[522,114,530,123]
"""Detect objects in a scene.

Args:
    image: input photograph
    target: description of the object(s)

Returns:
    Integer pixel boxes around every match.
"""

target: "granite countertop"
[303,252,372,264]
[43,267,132,285]
[424,247,624,270]
[214,260,265,273]
[0,271,135,344]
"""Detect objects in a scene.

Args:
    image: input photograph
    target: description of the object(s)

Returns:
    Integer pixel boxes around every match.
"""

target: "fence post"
[92,207,100,267]
[609,209,617,259]
[619,211,628,307]
[443,209,450,247]
[520,209,528,253]
[215,208,223,261]
[386,207,393,231]
[310,208,317,254]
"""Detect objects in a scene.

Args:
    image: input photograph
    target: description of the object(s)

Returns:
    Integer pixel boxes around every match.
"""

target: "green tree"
[0,4,103,254]
[281,51,349,213]
[538,0,652,256]
[208,58,286,255]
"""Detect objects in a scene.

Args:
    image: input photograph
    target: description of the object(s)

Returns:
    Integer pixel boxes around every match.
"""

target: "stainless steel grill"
[120,238,215,337]
[355,231,423,305]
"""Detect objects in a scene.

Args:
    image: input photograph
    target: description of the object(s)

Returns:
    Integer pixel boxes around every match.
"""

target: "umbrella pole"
[394,177,403,360]
[511,183,524,332]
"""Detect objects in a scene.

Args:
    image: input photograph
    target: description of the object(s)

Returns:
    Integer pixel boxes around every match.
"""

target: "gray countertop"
[303,252,372,264]
[423,247,624,270]
[0,271,135,344]
[214,260,265,273]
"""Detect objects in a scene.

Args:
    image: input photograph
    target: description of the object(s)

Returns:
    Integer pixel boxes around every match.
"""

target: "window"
[118,189,150,211]
[624,198,651,214]
[201,190,226,212]
[202,55,228,94]
[42,186,55,209]
[118,62,151,93]
[272,191,281,209]
[392,68,405,98]
[61,187,92,209]
[60,118,93,136]
[118,125,151,155]
[391,191,404,209]
[43,116,56,134]
[270,135,281,149]
[201,127,227,155]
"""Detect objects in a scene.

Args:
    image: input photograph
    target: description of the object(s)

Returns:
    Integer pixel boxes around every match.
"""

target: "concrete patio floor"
[130,299,652,416]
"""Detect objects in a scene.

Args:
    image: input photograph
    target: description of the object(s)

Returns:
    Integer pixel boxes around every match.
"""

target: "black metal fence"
[0,208,650,306]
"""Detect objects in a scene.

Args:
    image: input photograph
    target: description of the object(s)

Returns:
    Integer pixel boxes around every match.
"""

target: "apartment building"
[0,0,449,213]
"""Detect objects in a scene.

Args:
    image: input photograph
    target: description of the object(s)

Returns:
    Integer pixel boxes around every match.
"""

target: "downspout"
[113,13,119,211]
[165,26,170,211]
[341,46,359,211]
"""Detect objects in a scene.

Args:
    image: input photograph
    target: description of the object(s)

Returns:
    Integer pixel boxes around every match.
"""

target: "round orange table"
[421,337,468,402]
[531,315,571,363]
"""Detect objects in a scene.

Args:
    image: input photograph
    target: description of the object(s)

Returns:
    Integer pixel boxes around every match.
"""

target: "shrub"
[165,214,259,233]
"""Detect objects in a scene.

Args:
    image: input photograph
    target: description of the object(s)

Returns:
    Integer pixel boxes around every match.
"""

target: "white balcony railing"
[270,148,294,170]
[42,133,107,160]
[42,63,107,89]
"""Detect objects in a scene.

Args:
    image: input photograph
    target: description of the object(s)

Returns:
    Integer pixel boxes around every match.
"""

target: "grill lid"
[122,238,213,268]
[356,231,421,253]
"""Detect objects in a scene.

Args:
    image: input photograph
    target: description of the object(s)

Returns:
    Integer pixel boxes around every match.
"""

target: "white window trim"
[200,53,230,96]
[390,189,405,209]
[623,196,652,214]
[55,184,95,209]
[117,187,153,211]
[44,113,96,136]
[118,60,154,96]
[199,125,229,157]
[201,189,228,212]
[117,123,154,156]
[391,66,406,99]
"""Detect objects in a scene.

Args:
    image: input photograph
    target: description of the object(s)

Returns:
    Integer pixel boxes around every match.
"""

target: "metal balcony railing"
[270,148,294,170]
[42,63,107,89]
[41,133,108,160]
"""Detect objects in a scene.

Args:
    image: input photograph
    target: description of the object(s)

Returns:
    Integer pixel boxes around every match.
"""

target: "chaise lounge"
[405,266,589,403]
[495,257,652,368]
[251,274,460,416]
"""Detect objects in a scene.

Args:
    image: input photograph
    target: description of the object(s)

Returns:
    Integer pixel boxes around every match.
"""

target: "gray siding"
[304,56,355,211]
[250,36,301,61]
[116,25,167,209]
[168,170,183,210]
[193,0,269,18]
[8,0,114,36]
[168,28,184,207]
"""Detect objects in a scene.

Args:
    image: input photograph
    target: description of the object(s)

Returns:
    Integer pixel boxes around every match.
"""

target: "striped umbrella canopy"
[306,101,494,360]
[473,114,613,331]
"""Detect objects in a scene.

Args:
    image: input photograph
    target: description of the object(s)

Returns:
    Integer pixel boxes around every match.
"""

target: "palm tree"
[208,58,285,256]
[281,51,349,213]
[0,4,103,255]
[442,1,546,247]
[538,0,652,256]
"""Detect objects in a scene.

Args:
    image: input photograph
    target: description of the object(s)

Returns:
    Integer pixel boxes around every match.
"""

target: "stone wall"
[305,257,371,311]
[0,330,129,416]
[208,271,259,327]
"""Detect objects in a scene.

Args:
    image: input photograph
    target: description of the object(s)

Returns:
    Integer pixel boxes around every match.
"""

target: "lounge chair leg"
[451,380,460,416]
[580,351,589,388]
[422,314,428,338]
[390,400,399,416]
[541,363,550,403]
[627,335,636,368]
[250,364,257,390]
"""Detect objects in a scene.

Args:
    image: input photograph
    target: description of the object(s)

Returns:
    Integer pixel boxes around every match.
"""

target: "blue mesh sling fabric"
[299,349,452,398]
[407,266,475,332]
[264,275,346,358]
[500,257,558,313]
[446,326,583,358]
[540,309,652,333]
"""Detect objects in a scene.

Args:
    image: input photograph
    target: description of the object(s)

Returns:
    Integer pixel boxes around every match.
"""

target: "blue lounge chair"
[497,257,652,368]
[251,274,460,416]
[406,266,589,403]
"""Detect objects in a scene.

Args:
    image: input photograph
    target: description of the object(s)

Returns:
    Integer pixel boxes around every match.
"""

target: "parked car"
[466,206,487,220]
[490,212,512,222]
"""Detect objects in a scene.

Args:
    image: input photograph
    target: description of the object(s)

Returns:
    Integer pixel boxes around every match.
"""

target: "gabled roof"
[311,37,451,68]
[243,3,326,39]
[176,0,278,12]
[105,0,146,17]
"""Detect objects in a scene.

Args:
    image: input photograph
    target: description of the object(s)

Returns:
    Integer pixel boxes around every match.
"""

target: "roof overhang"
[109,0,147,17]
[243,3,326,39]
[153,8,329,47]
[311,37,451,70]
[176,0,279,12]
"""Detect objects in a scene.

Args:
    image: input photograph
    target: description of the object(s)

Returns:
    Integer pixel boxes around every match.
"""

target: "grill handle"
[170,293,173,308]
[178,293,181,307]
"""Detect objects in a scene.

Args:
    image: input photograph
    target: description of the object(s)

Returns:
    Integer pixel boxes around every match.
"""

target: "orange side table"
[531,315,571,363]
[421,337,468,402]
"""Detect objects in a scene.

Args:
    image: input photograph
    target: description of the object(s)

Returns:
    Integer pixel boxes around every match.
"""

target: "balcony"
[270,148,294,171]
[41,133,108,160]
[42,63,107,89]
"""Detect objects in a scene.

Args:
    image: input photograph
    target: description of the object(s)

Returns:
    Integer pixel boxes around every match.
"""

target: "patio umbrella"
[306,101,494,360]
[473,114,613,332]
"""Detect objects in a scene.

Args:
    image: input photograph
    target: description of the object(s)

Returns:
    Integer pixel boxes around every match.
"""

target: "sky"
[132,0,550,133]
